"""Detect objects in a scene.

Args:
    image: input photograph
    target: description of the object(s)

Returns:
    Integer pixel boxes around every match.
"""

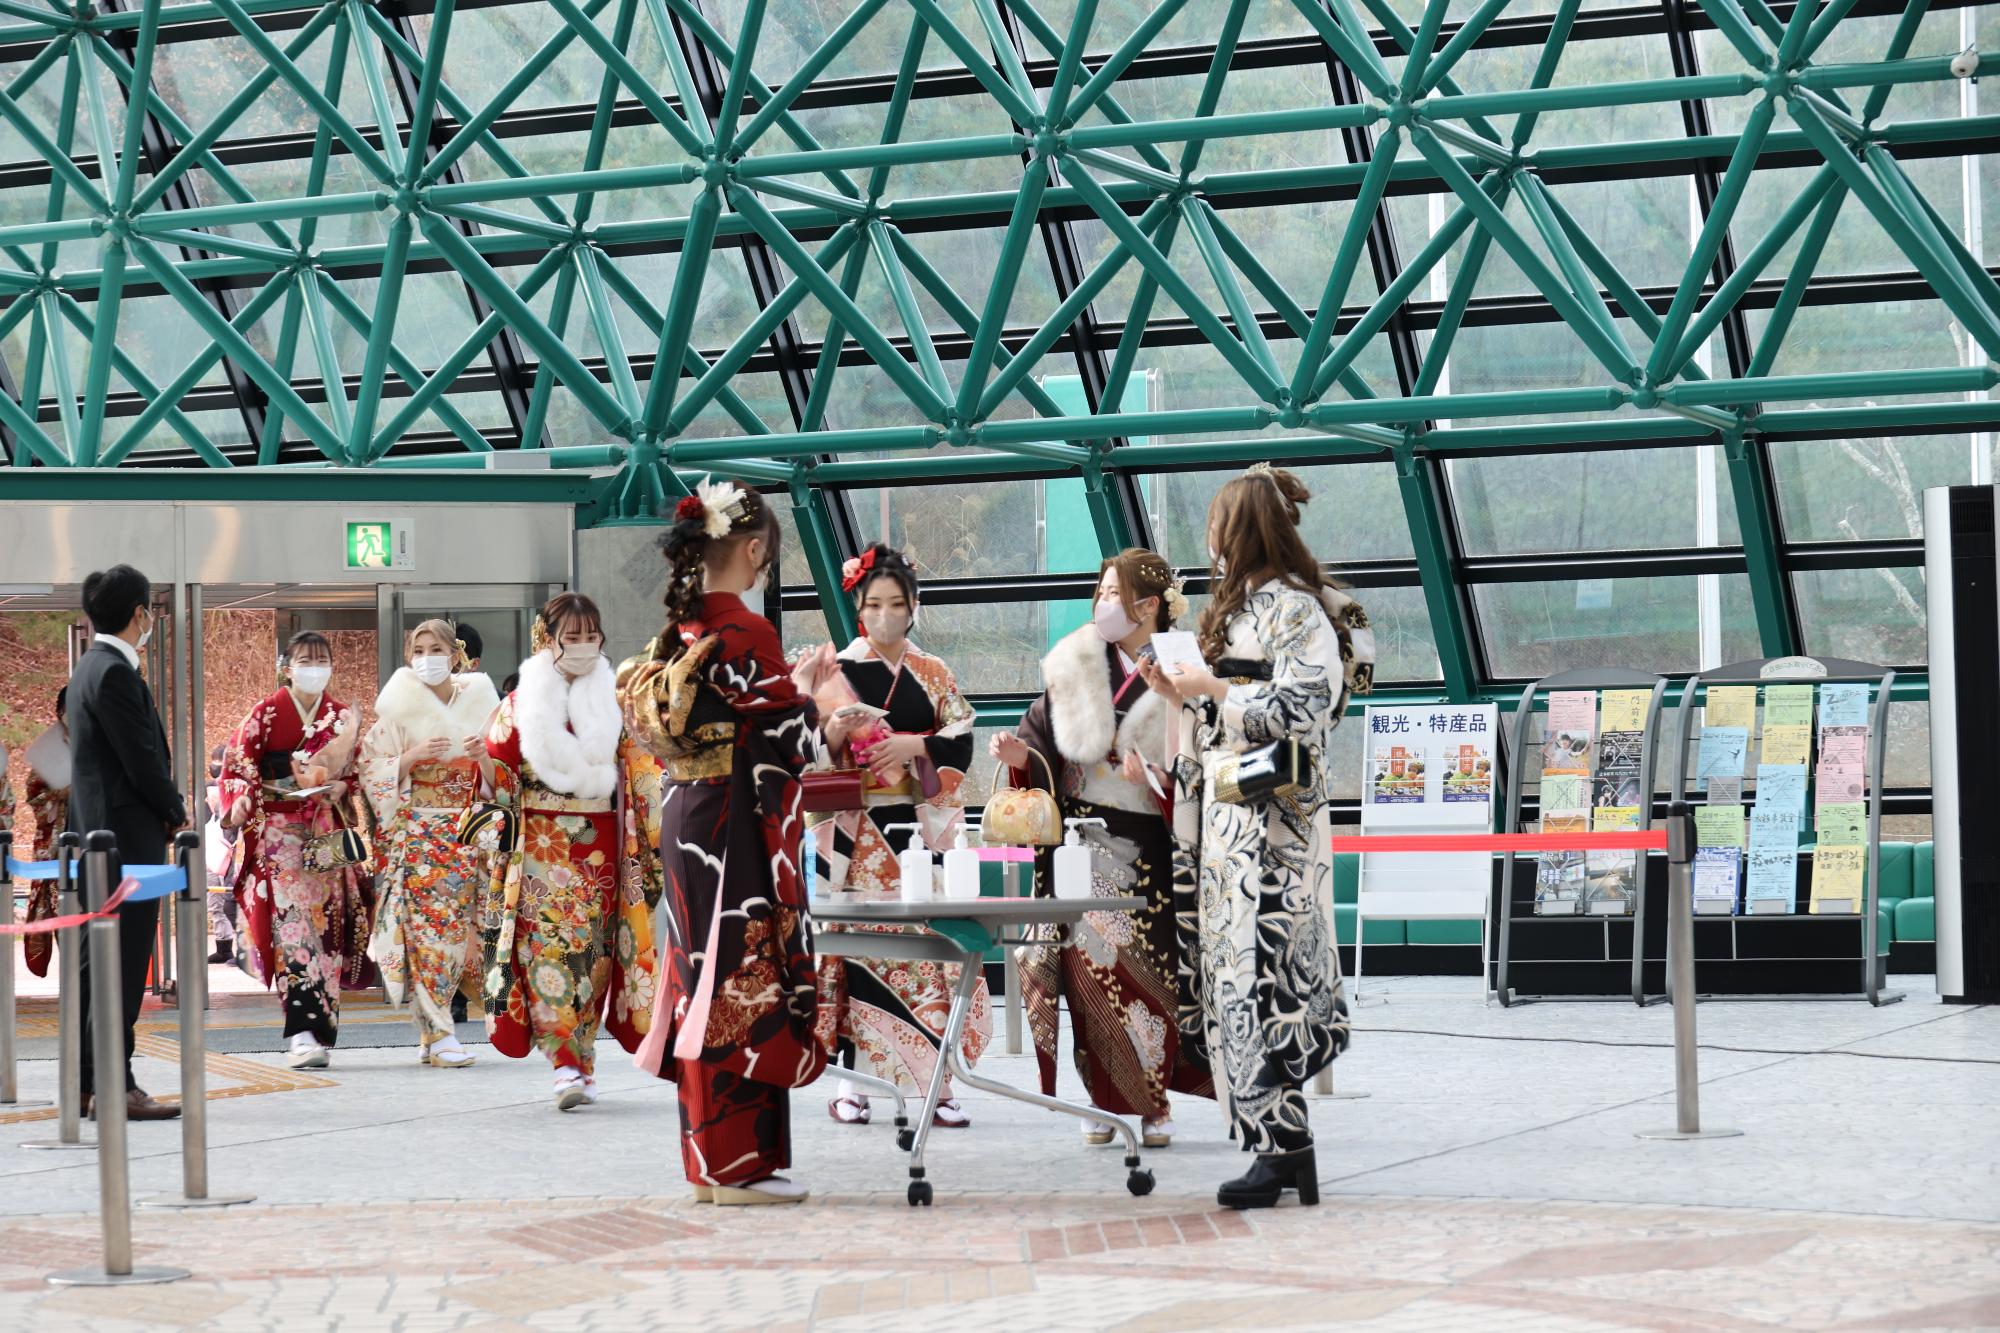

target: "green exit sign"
[345,519,412,571]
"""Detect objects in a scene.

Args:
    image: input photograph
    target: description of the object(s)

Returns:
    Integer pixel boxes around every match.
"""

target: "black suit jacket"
[66,640,184,867]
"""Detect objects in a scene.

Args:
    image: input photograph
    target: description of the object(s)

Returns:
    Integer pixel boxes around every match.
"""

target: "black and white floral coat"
[1169,578,1374,1152]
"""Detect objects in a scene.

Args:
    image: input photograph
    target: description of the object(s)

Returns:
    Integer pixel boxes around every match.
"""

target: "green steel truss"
[0,0,1988,700]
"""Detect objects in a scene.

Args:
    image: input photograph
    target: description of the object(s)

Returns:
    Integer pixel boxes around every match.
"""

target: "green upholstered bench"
[1896,840,1935,946]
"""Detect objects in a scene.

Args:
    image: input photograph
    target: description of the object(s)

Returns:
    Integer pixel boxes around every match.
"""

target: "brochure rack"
[1670,656,1899,1005]
[1495,668,1669,1007]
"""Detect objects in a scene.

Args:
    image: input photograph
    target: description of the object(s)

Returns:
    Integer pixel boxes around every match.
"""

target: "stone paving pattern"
[1,974,1996,1331]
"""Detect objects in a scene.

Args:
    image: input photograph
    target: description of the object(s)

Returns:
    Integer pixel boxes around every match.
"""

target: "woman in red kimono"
[18,686,71,978]
[220,632,367,1070]
[622,479,854,1206]
[483,594,661,1110]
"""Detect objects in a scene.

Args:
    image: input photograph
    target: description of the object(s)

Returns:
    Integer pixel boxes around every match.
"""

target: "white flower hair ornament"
[693,476,749,540]
[1163,578,1189,623]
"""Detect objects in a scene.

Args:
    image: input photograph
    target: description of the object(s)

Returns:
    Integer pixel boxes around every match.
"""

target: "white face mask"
[861,606,911,645]
[291,664,332,695]
[412,655,452,687]
[740,586,766,619]
[557,642,602,676]
[136,612,153,650]
[1093,595,1139,643]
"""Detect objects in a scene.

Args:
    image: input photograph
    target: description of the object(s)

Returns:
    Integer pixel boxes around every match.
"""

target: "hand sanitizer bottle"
[1054,818,1105,899]
[884,823,934,901]
[942,825,982,900]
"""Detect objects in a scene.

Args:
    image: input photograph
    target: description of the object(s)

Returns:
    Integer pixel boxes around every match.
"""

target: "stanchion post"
[1637,803,1741,1142]
[48,832,188,1288]
[1,832,51,1107]
[23,835,91,1149]
[1003,859,1023,1056]
[139,833,252,1211]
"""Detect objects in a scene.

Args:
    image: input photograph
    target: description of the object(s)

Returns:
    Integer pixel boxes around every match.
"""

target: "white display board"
[1354,704,1499,996]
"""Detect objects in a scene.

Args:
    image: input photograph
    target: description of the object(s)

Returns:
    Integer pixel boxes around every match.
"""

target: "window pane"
[1449,447,1740,555]
[1474,573,1761,677]
[1793,567,1926,667]
[843,480,1095,578]
[1769,434,1968,543]
[1140,461,1413,566]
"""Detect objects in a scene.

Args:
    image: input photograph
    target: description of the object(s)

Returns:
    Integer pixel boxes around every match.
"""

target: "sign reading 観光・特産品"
[344,519,414,571]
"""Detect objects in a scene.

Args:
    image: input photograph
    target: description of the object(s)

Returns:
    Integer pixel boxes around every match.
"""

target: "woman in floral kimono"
[1141,465,1374,1211]
[812,544,989,1129]
[220,632,367,1070]
[994,549,1213,1150]
[17,687,71,978]
[361,619,499,1069]
[484,593,660,1111]
[622,480,855,1206]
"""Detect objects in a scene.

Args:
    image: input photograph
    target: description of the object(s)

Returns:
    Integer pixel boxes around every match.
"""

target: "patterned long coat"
[1169,580,1374,1153]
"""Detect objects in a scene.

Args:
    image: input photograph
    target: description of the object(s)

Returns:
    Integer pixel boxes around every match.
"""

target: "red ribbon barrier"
[1330,830,1669,854]
[0,877,143,936]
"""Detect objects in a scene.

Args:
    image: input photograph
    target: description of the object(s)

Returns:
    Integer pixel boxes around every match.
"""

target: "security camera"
[1950,46,1979,79]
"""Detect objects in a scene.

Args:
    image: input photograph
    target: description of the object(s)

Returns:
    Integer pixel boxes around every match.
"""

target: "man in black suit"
[68,564,185,1121]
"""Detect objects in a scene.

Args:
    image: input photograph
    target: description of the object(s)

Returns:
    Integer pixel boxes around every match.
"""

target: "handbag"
[1212,738,1315,805]
[457,802,518,855]
[302,805,367,874]
[800,768,866,813]
[983,748,1062,846]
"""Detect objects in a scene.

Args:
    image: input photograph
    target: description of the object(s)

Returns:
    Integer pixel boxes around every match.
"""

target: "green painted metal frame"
[0,0,1982,705]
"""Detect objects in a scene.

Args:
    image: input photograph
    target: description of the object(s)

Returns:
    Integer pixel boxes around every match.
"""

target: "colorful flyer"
[1696,726,1749,781]
[1752,763,1807,818]
[1818,725,1866,769]
[1809,843,1865,914]
[1694,803,1746,849]
[1600,689,1649,734]
[1543,691,1596,774]
[1817,801,1866,846]
[1585,805,1640,916]
[1535,851,1587,916]
[1816,762,1865,807]
[1370,744,1425,803]
[1763,684,1815,729]
[1541,773,1589,812]
[1595,730,1644,808]
[1745,807,1801,913]
[1760,724,1811,768]
[1817,683,1870,733]
[1694,846,1742,916]
[1703,685,1757,731]
[1442,742,1493,803]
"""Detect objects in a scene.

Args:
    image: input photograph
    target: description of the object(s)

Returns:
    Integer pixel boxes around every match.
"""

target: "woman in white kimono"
[361,620,499,1068]
[1141,463,1374,1211]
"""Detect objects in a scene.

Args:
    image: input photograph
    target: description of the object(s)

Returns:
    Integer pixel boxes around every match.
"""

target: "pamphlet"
[1585,805,1640,916]
[1694,846,1742,915]
[1818,725,1866,770]
[1595,730,1644,808]
[1816,762,1864,807]
[1535,850,1586,916]
[1752,763,1807,819]
[1745,807,1801,913]
[1441,742,1492,803]
[1817,683,1869,733]
[1703,685,1758,731]
[1542,691,1596,774]
[1600,689,1649,734]
[1694,803,1746,849]
[1763,684,1815,729]
[1705,777,1743,806]
[1541,773,1589,812]
[1809,842,1864,914]
[1148,631,1207,675]
[1696,726,1749,782]
[1817,801,1866,846]
[1760,724,1811,767]
[1370,744,1425,803]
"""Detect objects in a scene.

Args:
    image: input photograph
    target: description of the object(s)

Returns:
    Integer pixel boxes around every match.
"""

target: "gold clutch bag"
[982,749,1062,847]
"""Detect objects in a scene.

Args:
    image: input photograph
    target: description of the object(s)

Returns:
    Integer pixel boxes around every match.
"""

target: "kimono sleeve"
[1219,590,1344,748]
[358,717,405,826]
[484,694,524,810]
[921,660,976,774]
[220,699,272,825]
[706,618,825,771]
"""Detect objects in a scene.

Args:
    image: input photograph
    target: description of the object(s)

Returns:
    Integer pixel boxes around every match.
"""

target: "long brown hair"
[660,485,781,630]
[1196,466,1331,661]
[1099,548,1175,632]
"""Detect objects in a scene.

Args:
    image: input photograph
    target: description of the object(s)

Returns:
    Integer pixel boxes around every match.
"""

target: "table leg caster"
[896,1128,915,1152]
[907,1179,934,1207]
[1126,1168,1154,1197]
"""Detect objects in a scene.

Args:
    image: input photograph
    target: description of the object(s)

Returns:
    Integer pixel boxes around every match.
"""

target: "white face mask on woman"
[1093,595,1138,643]
[412,655,452,687]
[557,642,602,676]
[290,664,332,695]
[861,606,911,644]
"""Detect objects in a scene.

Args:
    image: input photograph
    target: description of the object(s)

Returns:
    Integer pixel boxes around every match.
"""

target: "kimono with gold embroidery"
[810,638,990,1096]
[621,591,828,1188]
[18,725,71,978]
[482,651,661,1075]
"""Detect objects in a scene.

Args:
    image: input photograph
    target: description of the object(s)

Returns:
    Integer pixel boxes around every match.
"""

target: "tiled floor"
[2,969,1997,1331]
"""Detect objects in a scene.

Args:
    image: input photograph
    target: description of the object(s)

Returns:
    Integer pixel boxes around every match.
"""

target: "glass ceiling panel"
[148,25,375,144]
[1793,566,1926,668]
[1448,32,1685,152]
[843,479,1081,580]
[410,4,667,116]
[1474,573,1762,679]
[1139,460,1415,567]
[1032,0,1320,54]
[1768,432,1974,545]
[715,0,988,83]
[1448,447,1741,557]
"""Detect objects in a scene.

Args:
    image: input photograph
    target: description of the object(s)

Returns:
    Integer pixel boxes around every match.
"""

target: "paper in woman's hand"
[1148,630,1206,674]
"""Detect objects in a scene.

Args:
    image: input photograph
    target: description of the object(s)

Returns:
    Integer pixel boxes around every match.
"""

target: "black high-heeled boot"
[1216,1147,1319,1210]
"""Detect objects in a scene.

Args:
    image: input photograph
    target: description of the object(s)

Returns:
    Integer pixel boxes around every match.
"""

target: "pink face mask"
[1093,595,1138,643]
[861,607,911,644]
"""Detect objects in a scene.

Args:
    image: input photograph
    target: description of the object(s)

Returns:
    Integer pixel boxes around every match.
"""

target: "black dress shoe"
[208,940,234,965]
[1217,1147,1319,1209]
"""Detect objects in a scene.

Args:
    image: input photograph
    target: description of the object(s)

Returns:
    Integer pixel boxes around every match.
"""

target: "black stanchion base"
[47,1265,189,1287]
[136,1193,255,1210]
